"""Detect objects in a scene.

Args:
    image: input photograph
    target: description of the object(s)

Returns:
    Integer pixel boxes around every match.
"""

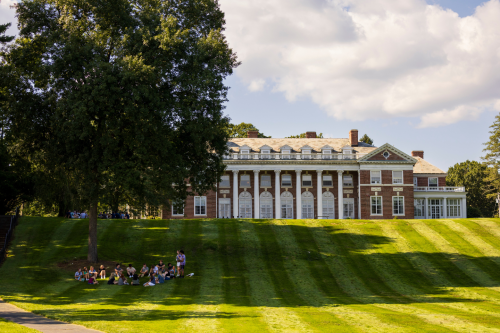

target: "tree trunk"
[88,201,98,262]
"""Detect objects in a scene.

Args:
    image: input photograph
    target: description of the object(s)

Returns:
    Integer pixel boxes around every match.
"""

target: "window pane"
[241,175,250,187]
[371,171,381,184]
[371,196,382,215]
[323,175,333,187]
[343,175,353,186]
[393,171,403,184]
[282,175,292,187]
[219,175,230,187]
[302,175,312,187]
[393,196,404,215]
[261,175,271,187]
[429,178,438,187]
[413,177,418,186]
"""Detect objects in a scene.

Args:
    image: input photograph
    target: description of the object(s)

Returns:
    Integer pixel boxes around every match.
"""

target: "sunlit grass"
[2,217,500,332]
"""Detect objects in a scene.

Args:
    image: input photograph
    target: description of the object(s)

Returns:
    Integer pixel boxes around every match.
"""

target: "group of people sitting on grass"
[74,250,187,287]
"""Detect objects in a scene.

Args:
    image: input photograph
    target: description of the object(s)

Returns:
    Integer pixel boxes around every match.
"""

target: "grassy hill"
[2,217,500,332]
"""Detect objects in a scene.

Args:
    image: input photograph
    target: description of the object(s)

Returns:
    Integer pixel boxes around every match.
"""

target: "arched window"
[302,191,314,219]
[260,191,273,219]
[322,191,335,219]
[239,191,252,218]
[281,191,293,219]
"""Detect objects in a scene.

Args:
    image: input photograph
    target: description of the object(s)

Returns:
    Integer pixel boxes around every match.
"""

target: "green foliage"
[467,206,482,218]
[483,113,500,204]
[286,133,324,138]
[359,134,374,145]
[1,0,238,260]
[0,23,14,44]
[446,160,495,217]
[227,122,270,138]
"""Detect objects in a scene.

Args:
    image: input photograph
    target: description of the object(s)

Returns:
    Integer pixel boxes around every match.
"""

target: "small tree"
[227,122,270,138]
[446,160,495,217]
[2,0,239,261]
[483,113,500,217]
[359,134,373,145]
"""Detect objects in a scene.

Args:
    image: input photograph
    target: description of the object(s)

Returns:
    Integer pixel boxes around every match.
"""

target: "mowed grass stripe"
[275,219,420,333]
[421,220,500,284]
[460,219,500,253]
[217,220,268,332]
[348,220,500,332]
[307,219,456,333]
[382,221,500,320]
[179,219,223,333]
[239,220,315,333]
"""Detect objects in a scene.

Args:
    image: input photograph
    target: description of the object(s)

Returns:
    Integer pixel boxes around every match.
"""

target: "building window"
[282,174,292,187]
[447,199,461,217]
[172,201,184,216]
[323,175,333,187]
[344,198,355,218]
[219,175,230,188]
[194,196,207,216]
[414,198,425,218]
[428,199,443,218]
[239,191,252,218]
[240,174,251,187]
[261,149,271,159]
[429,177,438,188]
[219,198,231,218]
[413,177,418,186]
[302,175,312,187]
[281,191,293,219]
[322,192,335,219]
[393,171,403,184]
[240,150,250,159]
[261,174,271,187]
[371,171,381,184]
[343,175,353,187]
[393,196,404,215]
[371,196,382,215]
[302,191,314,219]
[282,150,291,159]
[260,191,273,218]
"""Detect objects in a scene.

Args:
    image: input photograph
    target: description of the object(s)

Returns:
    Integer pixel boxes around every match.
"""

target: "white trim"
[370,196,383,216]
[428,177,438,187]
[360,184,413,187]
[392,171,403,184]
[392,196,405,216]
[370,170,381,184]
[171,203,184,216]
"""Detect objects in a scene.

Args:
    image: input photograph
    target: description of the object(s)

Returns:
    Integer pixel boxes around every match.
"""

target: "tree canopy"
[286,133,324,138]
[483,113,500,214]
[359,134,373,145]
[446,160,495,217]
[0,23,14,45]
[227,122,270,138]
[1,0,239,261]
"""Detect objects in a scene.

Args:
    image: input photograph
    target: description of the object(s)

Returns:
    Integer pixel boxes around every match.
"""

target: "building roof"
[227,138,376,153]
[413,157,446,174]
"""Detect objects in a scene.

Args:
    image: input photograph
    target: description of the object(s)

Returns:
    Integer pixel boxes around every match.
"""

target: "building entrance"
[219,198,231,218]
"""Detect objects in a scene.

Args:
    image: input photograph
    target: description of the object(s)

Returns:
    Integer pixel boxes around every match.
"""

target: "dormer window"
[240,149,250,160]
[282,149,291,160]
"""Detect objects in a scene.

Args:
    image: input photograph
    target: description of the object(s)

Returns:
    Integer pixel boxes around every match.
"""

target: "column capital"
[232,170,239,175]
[295,169,302,174]
[274,169,281,174]
[337,170,344,175]
[317,170,323,174]
[254,170,260,174]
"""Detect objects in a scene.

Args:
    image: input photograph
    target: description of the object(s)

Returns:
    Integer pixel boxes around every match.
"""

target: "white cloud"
[0,0,18,37]
[221,0,500,128]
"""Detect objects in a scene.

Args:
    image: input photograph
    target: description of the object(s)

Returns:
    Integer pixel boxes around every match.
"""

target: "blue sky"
[0,0,495,171]
[221,0,495,171]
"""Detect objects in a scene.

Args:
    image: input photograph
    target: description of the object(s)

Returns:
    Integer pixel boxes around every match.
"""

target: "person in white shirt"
[80,212,87,218]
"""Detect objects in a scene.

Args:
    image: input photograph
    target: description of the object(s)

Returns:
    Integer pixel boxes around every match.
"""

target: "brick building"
[162,130,466,220]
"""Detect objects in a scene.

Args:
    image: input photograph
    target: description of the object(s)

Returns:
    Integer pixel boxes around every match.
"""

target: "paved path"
[0,299,102,332]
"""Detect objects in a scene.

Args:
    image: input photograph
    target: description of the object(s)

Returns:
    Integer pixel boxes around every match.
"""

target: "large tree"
[483,113,500,216]
[446,160,495,217]
[1,0,238,261]
[359,134,373,145]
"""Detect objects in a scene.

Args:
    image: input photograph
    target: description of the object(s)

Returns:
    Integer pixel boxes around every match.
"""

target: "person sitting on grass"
[75,268,83,281]
[153,263,159,275]
[118,273,129,285]
[88,276,98,285]
[148,264,155,277]
[107,273,116,285]
[131,274,140,286]
[115,263,123,277]
[127,264,136,278]
[144,274,155,287]
[158,260,165,273]
[157,272,165,284]
[139,264,149,277]
[167,263,175,278]
[89,266,98,279]
[82,267,89,281]
[98,265,106,279]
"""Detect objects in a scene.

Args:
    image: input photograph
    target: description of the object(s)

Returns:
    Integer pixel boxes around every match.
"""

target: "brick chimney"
[247,130,259,138]
[306,131,317,138]
[349,129,358,146]
[412,151,424,159]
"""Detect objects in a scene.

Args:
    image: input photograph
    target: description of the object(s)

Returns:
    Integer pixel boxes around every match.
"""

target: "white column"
[317,171,323,219]
[254,170,260,219]
[462,197,467,218]
[275,170,281,219]
[358,171,361,219]
[442,197,447,219]
[424,196,428,219]
[233,170,239,218]
[296,170,302,219]
[338,170,344,219]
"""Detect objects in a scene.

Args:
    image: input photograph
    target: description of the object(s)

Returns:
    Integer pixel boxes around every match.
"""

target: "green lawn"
[2,217,500,332]
[0,318,39,332]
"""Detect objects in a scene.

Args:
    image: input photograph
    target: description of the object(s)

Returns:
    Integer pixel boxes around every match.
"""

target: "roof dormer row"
[234,144,353,154]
